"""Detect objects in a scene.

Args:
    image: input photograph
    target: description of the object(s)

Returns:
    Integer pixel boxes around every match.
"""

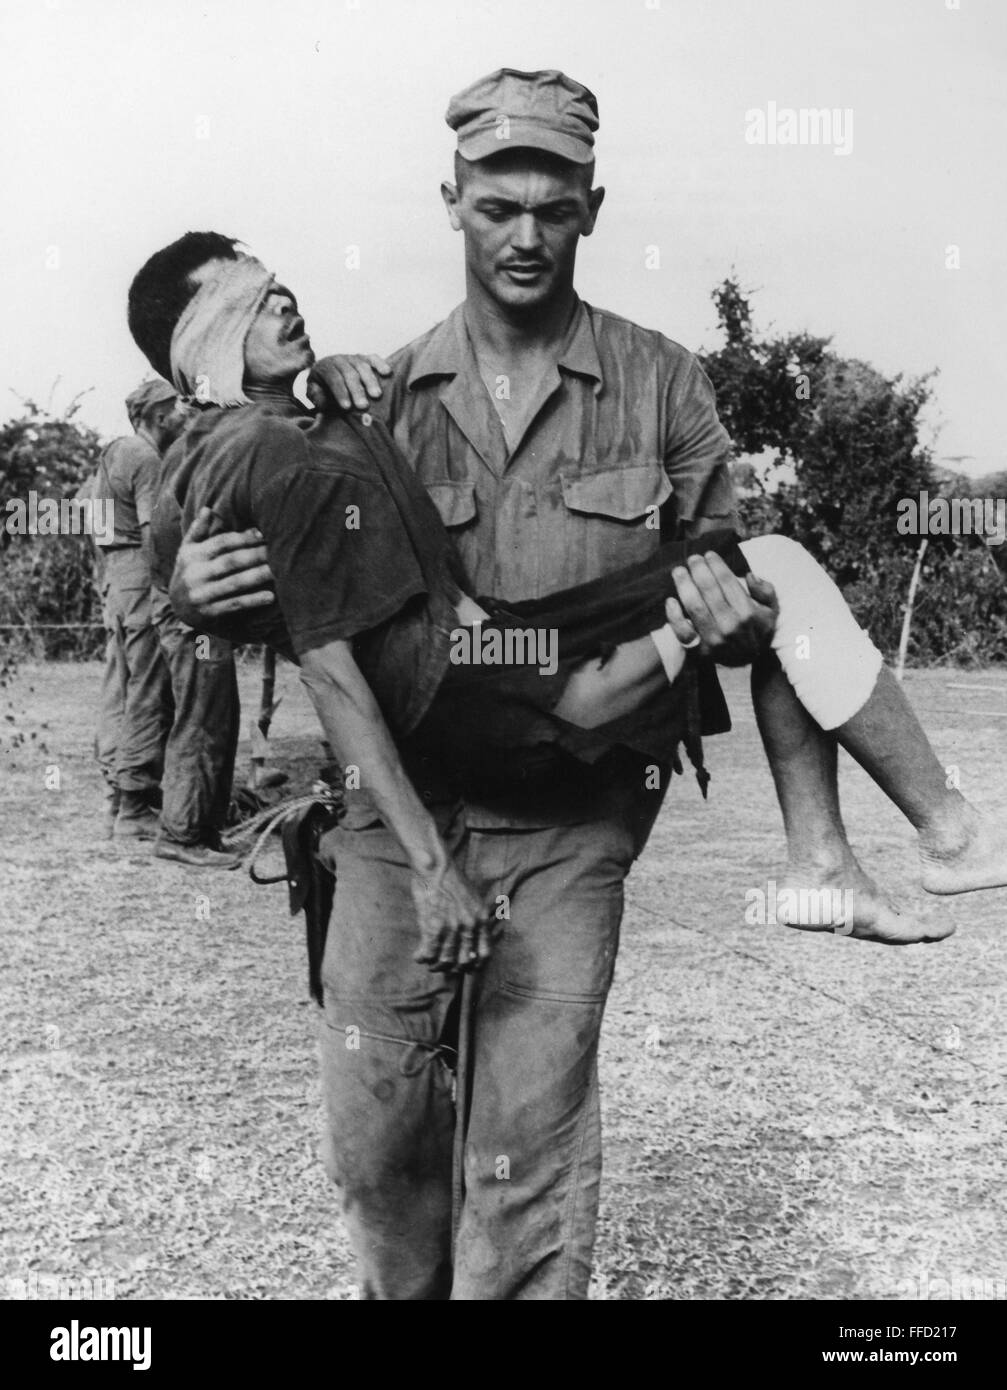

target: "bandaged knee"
[739,534,883,730]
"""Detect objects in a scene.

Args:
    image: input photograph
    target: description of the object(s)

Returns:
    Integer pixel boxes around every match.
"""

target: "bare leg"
[462,578,1005,926]
[752,653,951,945]
[835,664,1007,896]
[554,630,953,942]
[726,534,1007,923]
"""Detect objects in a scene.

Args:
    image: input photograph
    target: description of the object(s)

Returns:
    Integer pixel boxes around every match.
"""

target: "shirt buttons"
[360,412,373,427]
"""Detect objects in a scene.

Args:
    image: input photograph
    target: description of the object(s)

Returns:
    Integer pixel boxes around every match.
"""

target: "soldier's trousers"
[95,622,128,796]
[155,612,240,846]
[316,781,661,1300]
[102,548,171,796]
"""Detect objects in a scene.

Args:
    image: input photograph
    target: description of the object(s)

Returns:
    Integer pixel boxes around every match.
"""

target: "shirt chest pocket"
[561,464,672,522]
[425,480,478,531]
[424,480,484,591]
[554,463,673,588]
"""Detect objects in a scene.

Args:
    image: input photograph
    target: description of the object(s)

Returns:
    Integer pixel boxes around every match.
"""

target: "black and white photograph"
[1,0,1005,1345]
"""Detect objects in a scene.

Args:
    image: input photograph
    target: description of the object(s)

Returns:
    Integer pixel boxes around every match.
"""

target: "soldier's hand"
[411,861,498,974]
[307,354,392,413]
[169,507,275,624]
[665,553,779,666]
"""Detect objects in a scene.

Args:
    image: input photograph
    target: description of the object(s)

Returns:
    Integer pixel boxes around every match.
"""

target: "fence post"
[895,538,928,683]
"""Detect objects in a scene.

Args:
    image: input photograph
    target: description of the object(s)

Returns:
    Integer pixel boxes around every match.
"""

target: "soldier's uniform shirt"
[374,296,738,822]
[94,435,161,547]
[380,297,737,599]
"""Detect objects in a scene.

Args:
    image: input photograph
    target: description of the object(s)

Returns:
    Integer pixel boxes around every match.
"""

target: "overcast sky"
[2,0,1004,475]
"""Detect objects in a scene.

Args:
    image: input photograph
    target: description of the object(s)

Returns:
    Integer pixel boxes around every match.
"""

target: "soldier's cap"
[446,68,598,166]
[125,377,176,430]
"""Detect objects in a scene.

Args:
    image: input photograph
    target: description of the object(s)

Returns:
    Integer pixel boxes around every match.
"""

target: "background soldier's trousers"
[101,547,171,798]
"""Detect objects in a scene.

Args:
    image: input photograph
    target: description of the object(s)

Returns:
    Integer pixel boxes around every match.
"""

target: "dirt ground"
[2,659,1005,1301]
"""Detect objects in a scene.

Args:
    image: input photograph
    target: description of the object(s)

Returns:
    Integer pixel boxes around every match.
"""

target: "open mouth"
[284,317,307,343]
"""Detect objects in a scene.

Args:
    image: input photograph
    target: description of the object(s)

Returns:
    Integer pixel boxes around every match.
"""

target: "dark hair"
[127,231,240,380]
[453,148,595,192]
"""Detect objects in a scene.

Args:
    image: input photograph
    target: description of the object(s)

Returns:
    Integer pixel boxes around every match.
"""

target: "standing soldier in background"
[95,377,241,865]
[74,465,128,837]
[94,380,177,839]
[110,379,243,869]
[89,378,240,856]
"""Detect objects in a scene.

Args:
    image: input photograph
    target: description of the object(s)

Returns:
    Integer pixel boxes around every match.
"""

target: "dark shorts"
[406,530,750,797]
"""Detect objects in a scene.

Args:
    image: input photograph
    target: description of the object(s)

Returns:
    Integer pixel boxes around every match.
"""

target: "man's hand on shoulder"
[169,506,275,624]
[307,354,392,413]
[666,552,778,666]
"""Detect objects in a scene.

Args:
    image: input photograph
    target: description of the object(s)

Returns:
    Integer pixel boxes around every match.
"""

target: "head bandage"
[169,256,275,406]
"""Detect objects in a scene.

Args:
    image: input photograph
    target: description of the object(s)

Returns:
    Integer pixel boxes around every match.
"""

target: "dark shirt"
[151,400,461,738]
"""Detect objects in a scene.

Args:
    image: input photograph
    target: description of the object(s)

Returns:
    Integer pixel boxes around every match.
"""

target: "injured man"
[131,240,1007,967]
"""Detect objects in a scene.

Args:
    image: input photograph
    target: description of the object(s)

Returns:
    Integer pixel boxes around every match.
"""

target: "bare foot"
[919,808,1007,896]
[776,856,954,945]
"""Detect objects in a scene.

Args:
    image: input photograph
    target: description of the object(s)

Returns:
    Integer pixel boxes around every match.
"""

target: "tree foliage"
[0,396,105,675]
[0,393,104,518]
[698,279,1007,663]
